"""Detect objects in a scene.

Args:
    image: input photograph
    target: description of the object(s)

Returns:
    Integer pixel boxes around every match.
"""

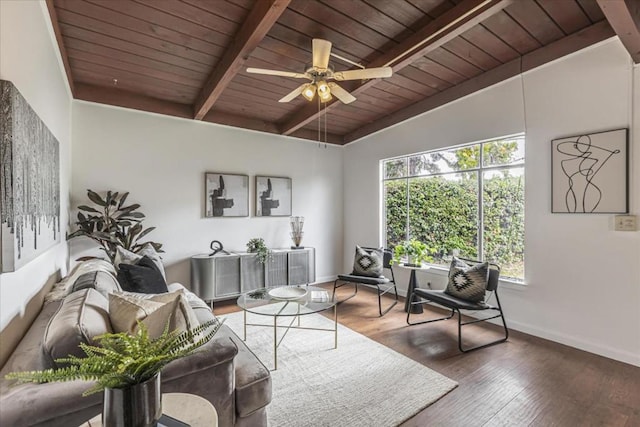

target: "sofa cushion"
[42,288,112,369]
[117,256,168,294]
[45,259,117,303]
[108,290,199,339]
[71,270,121,298]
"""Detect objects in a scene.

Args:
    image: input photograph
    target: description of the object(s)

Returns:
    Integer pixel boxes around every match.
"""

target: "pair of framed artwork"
[205,173,291,218]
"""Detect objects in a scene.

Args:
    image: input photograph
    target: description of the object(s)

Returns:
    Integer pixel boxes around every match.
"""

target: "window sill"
[412,263,527,289]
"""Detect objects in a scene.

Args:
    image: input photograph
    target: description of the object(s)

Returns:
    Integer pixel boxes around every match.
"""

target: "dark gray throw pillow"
[352,246,384,277]
[444,257,489,302]
[117,256,168,294]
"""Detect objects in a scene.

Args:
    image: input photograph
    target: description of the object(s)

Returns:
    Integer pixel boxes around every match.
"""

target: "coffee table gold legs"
[243,309,247,341]
[334,304,338,349]
[273,316,278,370]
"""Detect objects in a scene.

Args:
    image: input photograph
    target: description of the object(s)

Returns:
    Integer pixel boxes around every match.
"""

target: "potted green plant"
[392,239,434,267]
[68,190,163,263]
[6,318,223,427]
[246,238,270,264]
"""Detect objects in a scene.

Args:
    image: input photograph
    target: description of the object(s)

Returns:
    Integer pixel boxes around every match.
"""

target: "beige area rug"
[221,311,457,427]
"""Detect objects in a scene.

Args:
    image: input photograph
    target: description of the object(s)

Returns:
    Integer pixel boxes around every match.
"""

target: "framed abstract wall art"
[551,128,628,214]
[255,176,292,217]
[204,173,249,217]
[1,80,60,272]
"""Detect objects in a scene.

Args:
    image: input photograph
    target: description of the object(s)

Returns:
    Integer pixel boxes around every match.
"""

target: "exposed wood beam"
[202,110,280,134]
[75,83,193,118]
[45,0,75,95]
[343,20,615,143]
[75,84,339,144]
[193,0,290,120]
[597,0,640,63]
[288,129,344,145]
[280,0,512,136]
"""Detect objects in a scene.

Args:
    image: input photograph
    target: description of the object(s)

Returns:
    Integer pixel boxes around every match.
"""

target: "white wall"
[71,103,343,286]
[0,1,72,330]
[343,38,640,367]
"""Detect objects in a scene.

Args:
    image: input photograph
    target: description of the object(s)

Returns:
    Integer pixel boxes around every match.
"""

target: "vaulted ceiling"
[46,0,639,145]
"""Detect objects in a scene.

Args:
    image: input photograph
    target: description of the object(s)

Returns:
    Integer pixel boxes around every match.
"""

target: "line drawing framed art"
[255,176,292,217]
[204,173,249,217]
[551,128,628,214]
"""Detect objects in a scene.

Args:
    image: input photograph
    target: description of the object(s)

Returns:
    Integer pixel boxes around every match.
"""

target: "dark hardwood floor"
[213,283,640,426]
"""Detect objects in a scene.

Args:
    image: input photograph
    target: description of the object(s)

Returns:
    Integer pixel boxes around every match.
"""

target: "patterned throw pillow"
[352,246,384,277]
[444,257,489,302]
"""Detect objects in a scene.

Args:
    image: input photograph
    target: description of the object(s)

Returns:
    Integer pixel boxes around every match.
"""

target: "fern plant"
[5,318,223,396]
[67,190,163,263]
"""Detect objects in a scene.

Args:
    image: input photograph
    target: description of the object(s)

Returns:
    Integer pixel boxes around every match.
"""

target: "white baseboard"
[399,287,640,367]
[314,275,337,284]
[506,319,640,367]
[319,276,640,367]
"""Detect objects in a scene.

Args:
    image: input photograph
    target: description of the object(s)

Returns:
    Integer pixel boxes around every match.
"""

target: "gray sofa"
[0,279,271,427]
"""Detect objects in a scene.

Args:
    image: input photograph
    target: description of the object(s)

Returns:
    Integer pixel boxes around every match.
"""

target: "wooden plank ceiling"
[46,0,624,145]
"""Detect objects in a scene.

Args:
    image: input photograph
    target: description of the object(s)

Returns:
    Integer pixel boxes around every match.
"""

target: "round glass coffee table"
[237,285,338,370]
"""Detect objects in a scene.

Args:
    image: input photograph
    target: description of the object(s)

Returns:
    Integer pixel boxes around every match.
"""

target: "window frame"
[381,134,525,282]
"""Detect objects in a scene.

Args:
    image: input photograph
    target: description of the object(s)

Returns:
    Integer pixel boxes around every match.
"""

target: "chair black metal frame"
[406,259,508,352]
[333,248,398,316]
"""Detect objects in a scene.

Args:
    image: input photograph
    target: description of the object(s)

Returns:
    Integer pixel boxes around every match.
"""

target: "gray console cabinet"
[191,248,315,302]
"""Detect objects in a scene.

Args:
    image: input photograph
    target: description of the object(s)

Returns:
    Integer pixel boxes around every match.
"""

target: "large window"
[383,135,525,281]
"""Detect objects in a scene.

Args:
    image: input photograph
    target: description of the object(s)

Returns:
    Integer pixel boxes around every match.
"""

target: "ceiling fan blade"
[328,82,356,104]
[312,39,332,70]
[333,66,392,81]
[279,84,307,103]
[246,67,308,79]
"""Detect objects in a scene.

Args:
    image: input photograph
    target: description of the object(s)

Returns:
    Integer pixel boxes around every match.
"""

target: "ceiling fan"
[246,39,392,105]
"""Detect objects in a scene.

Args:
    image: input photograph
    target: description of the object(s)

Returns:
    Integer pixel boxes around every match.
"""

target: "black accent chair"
[406,259,508,352]
[333,248,398,316]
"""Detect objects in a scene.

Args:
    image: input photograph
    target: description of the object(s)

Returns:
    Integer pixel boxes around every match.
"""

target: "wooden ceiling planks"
[46,0,615,145]
[192,0,291,119]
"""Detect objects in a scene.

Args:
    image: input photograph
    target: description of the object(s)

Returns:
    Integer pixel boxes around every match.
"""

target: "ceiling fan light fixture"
[317,80,329,95]
[319,90,332,103]
[302,83,316,101]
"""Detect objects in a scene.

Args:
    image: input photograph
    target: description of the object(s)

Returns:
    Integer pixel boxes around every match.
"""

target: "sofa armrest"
[161,330,239,426]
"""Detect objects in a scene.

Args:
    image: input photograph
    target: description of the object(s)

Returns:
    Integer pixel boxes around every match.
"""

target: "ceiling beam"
[288,129,344,145]
[280,0,512,136]
[45,0,75,96]
[343,20,615,143]
[193,0,290,120]
[75,83,193,118]
[597,0,640,63]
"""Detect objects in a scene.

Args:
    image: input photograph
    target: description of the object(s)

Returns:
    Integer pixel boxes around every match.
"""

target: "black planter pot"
[103,373,162,427]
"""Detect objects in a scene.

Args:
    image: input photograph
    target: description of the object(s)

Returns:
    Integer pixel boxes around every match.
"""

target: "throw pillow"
[114,243,166,280]
[108,290,199,339]
[117,256,169,294]
[352,246,384,277]
[444,257,489,302]
[71,270,122,298]
[42,288,112,368]
[45,259,118,303]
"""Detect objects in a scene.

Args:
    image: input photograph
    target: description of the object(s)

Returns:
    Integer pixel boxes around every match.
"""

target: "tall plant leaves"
[87,190,106,206]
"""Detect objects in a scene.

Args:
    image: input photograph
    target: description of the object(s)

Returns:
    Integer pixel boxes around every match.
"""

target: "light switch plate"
[614,215,637,231]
